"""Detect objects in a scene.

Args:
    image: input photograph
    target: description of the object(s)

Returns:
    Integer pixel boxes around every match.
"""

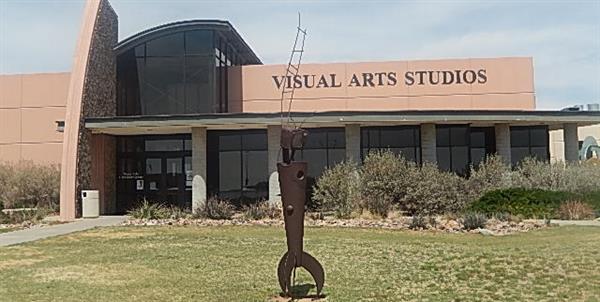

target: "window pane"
[146,158,162,175]
[436,127,450,147]
[511,147,530,166]
[450,126,468,146]
[328,149,346,167]
[242,150,268,199]
[304,130,327,149]
[242,133,268,150]
[185,30,213,55]
[510,127,529,147]
[184,56,214,113]
[396,128,416,147]
[146,33,184,57]
[218,134,241,151]
[327,130,345,148]
[437,147,451,171]
[470,129,486,148]
[380,128,400,147]
[139,57,185,114]
[219,151,241,194]
[470,148,486,167]
[145,139,183,152]
[531,147,549,161]
[530,128,548,147]
[300,149,328,178]
[451,146,469,175]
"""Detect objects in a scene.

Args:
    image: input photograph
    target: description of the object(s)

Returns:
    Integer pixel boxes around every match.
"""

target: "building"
[1,0,599,220]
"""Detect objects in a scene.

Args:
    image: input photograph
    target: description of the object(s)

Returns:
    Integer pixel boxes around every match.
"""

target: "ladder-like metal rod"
[280,13,307,128]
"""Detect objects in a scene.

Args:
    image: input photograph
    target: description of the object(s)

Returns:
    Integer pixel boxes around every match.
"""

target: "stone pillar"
[192,127,207,212]
[267,125,282,204]
[563,123,579,163]
[494,124,511,165]
[345,124,361,163]
[420,123,437,164]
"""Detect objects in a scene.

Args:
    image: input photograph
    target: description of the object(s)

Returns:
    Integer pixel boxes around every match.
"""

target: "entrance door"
[144,156,188,208]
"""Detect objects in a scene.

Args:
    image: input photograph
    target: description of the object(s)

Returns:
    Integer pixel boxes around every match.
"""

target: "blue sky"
[0,0,598,109]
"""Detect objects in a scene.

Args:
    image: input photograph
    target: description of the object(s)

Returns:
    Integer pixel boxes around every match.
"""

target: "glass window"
[436,125,469,175]
[145,139,183,152]
[469,127,495,167]
[510,126,549,165]
[361,126,421,163]
[298,128,346,179]
[146,158,162,175]
[146,33,184,57]
[207,130,269,202]
[185,30,213,55]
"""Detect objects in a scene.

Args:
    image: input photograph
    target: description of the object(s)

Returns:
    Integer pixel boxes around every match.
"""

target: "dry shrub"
[466,155,513,202]
[243,201,281,220]
[312,161,359,218]
[0,161,60,210]
[557,201,595,220]
[359,150,415,217]
[196,196,235,220]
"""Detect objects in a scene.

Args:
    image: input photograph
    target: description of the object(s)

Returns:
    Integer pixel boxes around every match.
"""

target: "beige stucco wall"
[550,124,600,162]
[229,57,535,113]
[0,73,70,163]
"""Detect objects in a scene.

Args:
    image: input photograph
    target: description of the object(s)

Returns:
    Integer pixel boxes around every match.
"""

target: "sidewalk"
[0,216,127,247]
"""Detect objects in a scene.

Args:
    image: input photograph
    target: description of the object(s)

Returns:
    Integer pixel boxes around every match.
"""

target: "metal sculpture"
[277,127,325,297]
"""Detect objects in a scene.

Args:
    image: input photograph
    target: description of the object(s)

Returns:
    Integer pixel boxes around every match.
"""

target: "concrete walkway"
[0,216,127,247]
[549,219,600,227]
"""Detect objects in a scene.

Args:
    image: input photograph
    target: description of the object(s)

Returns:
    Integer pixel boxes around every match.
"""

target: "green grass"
[1,226,599,302]
[0,227,20,234]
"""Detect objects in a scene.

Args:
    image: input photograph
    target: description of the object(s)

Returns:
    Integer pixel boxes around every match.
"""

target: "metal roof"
[114,19,262,65]
[84,110,600,135]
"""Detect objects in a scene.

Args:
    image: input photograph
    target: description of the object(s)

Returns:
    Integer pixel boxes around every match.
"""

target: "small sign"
[136,179,144,191]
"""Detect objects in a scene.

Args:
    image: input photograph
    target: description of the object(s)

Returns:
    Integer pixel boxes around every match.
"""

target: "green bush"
[471,188,574,218]
[196,197,235,220]
[243,201,280,220]
[128,199,170,220]
[0,161,60,210]
[462,212,488,230]
[312,161,359,218]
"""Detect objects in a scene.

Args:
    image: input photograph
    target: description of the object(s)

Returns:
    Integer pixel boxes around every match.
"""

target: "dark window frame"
[360,126,422,164]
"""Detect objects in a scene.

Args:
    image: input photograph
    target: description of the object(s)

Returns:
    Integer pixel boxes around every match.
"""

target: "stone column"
[494,124,511,165]
[420,123,437,164]
[345,124,361,163]
[267,125,282,204]
[563,123,579,163]
[192,127,207,212]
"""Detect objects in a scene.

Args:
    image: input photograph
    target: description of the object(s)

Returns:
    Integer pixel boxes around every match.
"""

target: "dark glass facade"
[297,128,346,179]
[116,135,192,212]
[436,125,496,175]
[206,130,269,203]
[117,29,245,116]
[360,126,421,163]
[510,126,549,165]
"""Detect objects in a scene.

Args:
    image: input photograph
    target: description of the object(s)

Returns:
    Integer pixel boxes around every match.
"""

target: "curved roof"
[115,19,261,65]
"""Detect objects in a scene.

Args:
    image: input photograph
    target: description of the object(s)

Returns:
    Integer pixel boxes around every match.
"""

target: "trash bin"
[82,190,99,218]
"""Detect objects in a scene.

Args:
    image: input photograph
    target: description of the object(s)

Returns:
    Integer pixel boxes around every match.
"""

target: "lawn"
[1,225,599,302]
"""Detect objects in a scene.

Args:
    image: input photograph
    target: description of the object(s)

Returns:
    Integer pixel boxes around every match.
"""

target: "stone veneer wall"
[75,0,118,216]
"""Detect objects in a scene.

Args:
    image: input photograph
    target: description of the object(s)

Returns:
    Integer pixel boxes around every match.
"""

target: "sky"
[0,0,599,109]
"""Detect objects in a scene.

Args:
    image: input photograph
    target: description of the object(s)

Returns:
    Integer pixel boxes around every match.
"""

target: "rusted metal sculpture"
[277,127,325,297]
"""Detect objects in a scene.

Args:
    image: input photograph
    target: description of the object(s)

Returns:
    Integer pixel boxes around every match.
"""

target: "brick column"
[494,124,511,165]
[345,124,361,163]
[563,123,579,163]
[420,123,437,164]
[267,125,282,204]
[192,127,207,212]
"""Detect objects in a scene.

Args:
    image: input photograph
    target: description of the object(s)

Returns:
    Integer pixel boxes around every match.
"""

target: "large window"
[361,126,421,163]
[510,126,549,165]
[436,125,470,175]
[116,135,192,212]
[297,128,346,179]
[117,29,246,116]
[207,130,268,203]
[470,127,496,167]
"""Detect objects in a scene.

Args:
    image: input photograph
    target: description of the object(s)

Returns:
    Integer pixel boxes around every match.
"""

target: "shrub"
[466,155,513,202]
[401,163,468,215]
[0,207,53,224]
[312,161,359,218]
[128,199,170,220]
[462,212,488,230]
[166,206,191,220]
[0,161,60,210]
[557,201,595,220]
[360,150,416,217]
[471,188,573,218]
[409,215,427,230]
[243,201,281,220]
[196,197,235,220]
